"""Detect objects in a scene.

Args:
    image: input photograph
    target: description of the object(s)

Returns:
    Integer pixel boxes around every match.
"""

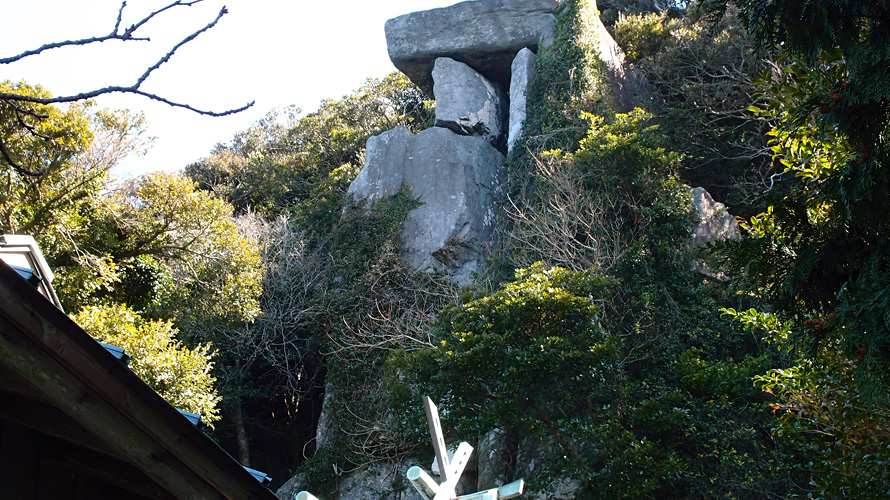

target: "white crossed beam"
[407,396,524,500]
[294,396,524,500]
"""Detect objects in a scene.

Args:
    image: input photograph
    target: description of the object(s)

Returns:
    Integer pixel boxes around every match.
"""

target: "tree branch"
[0,1,254,176]
[0,134,46,177]
[0,1,205,65]
[0,5,253,117]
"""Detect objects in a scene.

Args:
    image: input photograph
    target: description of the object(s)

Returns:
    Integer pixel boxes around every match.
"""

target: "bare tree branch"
[0,1,204,65]
[0,4,253,117]
[0,1,254,176]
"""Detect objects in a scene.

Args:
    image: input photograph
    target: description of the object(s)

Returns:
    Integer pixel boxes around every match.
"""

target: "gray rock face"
[433,57,508,147]
[514,436,579,500]
[275,473,304,500]
[337,462,413,500]
[690,187,739,246]
[349,126,505,284]
[587,0,648,111]
[508,48,537,152]
[385,0,557,96]
[475,428,509,490]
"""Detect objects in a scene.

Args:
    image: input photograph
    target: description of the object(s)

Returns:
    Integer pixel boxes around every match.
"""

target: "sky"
[1,0,458,177]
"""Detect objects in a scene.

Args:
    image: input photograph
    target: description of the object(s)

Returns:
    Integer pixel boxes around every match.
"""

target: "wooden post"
[410,396,525,500]
[448,441,473,482]
[497,479,525,499]
[423,396,452,482]
[407,466,438,500]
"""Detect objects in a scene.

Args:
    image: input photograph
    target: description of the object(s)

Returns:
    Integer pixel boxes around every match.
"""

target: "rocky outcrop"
[587,2,648,111]
[433,57,508,147]
[348,126,505,284]
[508,48,537,152]
[385,0,557,97]
[690,187,739,246]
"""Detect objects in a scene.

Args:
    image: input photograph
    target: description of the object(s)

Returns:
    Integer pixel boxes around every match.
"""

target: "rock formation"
[348,126,505,284]
[433,57,508,147]
[508,48,537,152]
[385,0,558,97]
[585,0,650,111]
[283,1,671,498]
[690,187,739,246]
[348,0,561,285]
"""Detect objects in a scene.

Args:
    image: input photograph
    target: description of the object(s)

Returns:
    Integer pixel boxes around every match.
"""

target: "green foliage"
[0,81,92,178]
[295,446,345,498]
[509,109,692,283]
[72,303,221,425]
[0,81,149,242]
[613,12,682,62]
[401,263,619,434]
[392,263,787,499]
[519,0,614,155]
[704,0,890,138]
[725,48,890,397]
[614,9,773,211]
[110,172,263,329]
[313,187,458,468]
[384,3,795,496]
[757,354,890,499]
[186,73,433,216]
[724,307,890,498]
[50,171,263,333]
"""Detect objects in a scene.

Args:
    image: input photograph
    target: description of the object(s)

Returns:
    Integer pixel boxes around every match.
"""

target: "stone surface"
[508,48,537,152]
[690,187,739,246]
[587,0,649,111]
[348,126,505,284]
[514,436,579,500]
[475,428,510,490]
[433,57,508,147]
[275,472,305,500]
[337,462,413,500]
[385,0,557,97]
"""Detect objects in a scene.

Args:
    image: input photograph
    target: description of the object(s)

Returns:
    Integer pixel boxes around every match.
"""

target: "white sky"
[1,0,458,177]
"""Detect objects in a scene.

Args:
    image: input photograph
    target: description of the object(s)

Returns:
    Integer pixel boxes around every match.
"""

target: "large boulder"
[348,126,505,284]
[690,187,739,246]
[433,57,508,147]
[385,0,557,97]
[507,48,537,152]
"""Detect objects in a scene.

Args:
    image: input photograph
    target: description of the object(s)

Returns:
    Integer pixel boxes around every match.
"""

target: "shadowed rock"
[508,47,537,152]
[690,187,739,246]
[385,0,557,97]
[587,0,650,111]
[349,126,505,284]
[433,57,508,147]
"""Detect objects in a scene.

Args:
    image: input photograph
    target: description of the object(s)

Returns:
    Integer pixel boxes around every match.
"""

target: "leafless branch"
[0,4,253,116]
[506,152,640,273]
[0,1,254,176]
[1,1,204,65]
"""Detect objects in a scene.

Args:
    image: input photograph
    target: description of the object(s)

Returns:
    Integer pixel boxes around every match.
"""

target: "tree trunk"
[229,399,251,467]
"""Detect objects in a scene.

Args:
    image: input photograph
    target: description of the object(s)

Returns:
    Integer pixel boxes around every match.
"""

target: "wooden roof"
[0,260,280,500]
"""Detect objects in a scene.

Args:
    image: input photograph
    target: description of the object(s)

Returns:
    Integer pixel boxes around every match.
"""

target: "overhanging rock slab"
[385,0,557,97]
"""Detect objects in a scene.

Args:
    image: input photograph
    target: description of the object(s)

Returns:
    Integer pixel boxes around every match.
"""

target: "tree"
[0,0,252,176]
[103,172,263,329]
[612,7,777,212]
[0,80,153,311]
[186,73,434,216]
[701,0,890,391]
[391,262,785,499]
[71,303,221,425]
